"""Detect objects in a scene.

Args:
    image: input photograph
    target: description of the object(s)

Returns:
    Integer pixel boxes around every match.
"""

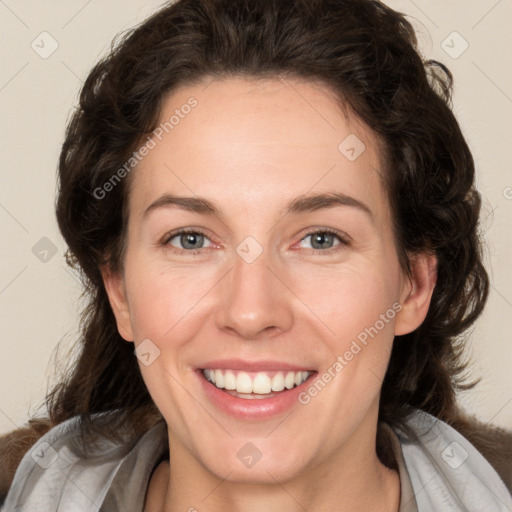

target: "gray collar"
[3,409,511,511]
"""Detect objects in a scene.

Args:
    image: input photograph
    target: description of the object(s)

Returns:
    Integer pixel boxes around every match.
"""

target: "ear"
[100,265,134,342]
[394,253,437,336]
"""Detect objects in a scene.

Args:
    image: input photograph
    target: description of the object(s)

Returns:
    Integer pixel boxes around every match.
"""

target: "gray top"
[2,409,511,511]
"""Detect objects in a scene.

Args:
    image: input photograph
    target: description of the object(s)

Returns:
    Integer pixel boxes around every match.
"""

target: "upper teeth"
[203,369,311,394]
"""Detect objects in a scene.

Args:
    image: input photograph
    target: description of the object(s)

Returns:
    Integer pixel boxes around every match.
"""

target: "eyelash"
[160,227,350,256]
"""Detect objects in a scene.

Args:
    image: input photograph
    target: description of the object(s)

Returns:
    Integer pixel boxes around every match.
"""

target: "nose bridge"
[214,238,293,339]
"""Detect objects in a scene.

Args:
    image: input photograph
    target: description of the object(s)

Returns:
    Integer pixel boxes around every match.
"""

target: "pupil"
[183,233,202,249]
[313,233,332,249]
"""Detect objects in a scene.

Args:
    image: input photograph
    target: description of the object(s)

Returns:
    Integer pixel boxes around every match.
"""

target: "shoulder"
[448,408,512,491]
[0,417,53,503]
[1,414,140,511]
[395,408,512,511]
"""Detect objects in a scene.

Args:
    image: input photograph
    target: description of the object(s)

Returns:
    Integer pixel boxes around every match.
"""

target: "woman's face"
[103,76,435,483]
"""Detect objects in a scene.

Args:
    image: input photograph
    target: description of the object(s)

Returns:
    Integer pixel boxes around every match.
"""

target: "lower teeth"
[223,389,280,399]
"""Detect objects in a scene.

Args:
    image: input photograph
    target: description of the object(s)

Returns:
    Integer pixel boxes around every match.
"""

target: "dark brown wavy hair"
[1,0,494,496]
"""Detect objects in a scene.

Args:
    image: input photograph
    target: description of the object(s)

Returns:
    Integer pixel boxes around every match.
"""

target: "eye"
[160,227,350,256]
[162,229,213,254]
[297,229,350,253]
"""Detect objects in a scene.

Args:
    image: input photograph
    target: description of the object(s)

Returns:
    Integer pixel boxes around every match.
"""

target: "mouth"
[196,365,318,419]
[201,368,314,399]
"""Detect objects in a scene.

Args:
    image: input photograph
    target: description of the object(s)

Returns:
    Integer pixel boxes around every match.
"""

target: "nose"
[214,244,294,341]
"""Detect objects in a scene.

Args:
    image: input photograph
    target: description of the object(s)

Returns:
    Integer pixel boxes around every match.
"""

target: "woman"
[1,0,511,510]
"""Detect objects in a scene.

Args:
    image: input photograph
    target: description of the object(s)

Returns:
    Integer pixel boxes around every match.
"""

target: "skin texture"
[102,76,437,512]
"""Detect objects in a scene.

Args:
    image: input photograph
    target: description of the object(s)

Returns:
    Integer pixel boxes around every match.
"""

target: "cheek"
[124,258,219,343]
[293,258,401,403]
[291,267,400,431]
[123,260,213,421]
[294,258,400,337]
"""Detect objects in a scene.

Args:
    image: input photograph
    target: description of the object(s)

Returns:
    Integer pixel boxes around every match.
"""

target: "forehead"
[128,76,389,222]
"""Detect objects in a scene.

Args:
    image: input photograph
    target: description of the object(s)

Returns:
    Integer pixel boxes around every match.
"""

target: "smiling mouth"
[200,368,315,399]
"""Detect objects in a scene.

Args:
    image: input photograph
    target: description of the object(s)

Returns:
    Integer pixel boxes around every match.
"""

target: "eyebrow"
[142,192,373,222]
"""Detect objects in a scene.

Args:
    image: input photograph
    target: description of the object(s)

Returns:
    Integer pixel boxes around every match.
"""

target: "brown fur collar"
[450,409,512,493]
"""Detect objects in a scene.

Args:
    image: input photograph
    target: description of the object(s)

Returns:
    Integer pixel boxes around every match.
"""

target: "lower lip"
[196,370,317,420]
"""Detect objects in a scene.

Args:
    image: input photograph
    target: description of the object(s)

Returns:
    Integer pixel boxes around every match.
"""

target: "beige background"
[1,0,511,435]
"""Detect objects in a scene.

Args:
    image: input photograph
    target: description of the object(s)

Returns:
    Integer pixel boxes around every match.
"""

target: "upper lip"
[198,359,316,372]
